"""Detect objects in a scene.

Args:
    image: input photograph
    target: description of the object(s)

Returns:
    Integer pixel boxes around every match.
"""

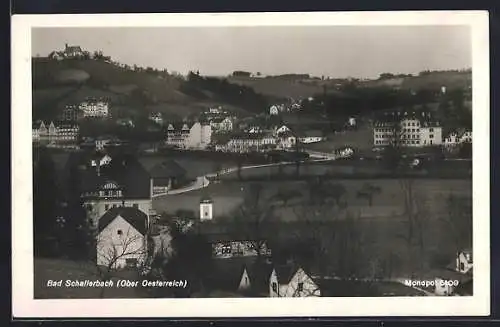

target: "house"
[204,233,272,259]
[149,112,163,126]
[90,151,113,168]
[79,97,110,118]
[210,117,234,133]
[269,264,321,297]
[116,118,135,128]
[68,152,154,228]
[215,132,277,153]
[269,105,279,116]
[297,130,325,144]
[95,136,112,151]
[455,249,473,274]
[444,130,472,147]
[275,125,291,136]
[205,257,274,296]
[373,111,442,147]
[276,131,297,150]
[97,207,148,269]
[147,160,187,195]
[165,121,212,150]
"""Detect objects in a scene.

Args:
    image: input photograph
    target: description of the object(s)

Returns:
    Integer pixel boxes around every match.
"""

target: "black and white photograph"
[12,11,490,317]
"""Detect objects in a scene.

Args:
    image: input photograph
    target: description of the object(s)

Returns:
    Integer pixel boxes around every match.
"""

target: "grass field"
[152,178,471,221]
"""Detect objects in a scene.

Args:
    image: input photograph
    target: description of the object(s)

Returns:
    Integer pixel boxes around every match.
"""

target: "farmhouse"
[269,264,321,297]
[97,207,148,269]
[165,121,212,150]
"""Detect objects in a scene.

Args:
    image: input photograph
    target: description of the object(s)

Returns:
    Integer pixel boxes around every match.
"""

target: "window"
[272,282,278,293]
[430,128,434,132]
[117,229,122,235]
[460,262,465,271]
[105,204,109,211]
[429,134,434,139]
[205,211,209,217]
[298,282,304,292]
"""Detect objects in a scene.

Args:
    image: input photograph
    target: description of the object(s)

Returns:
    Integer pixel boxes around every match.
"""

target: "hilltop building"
[165,121,212,150]
[79,97,110,118]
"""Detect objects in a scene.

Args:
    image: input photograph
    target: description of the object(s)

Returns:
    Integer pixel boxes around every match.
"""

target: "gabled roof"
[98,206,148,235]
[204,257,256,292]
[246,261,274,293]
[461,248,473,263]
[165,122,197,131]
[70,151,151,199]
[274,264,299,284]
[149,160,186,179]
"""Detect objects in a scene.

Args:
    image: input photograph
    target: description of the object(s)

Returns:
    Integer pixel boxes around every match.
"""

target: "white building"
[215,132,277,153]
[373,112,442,147]
[210,117,233,133]
[79,98,110,118]
[165,121,212,150]
[96,207,148,269]
[444,130,472,147]
[269,265,320,297]
[200,197,213,221]
[32,120,79,146]
[348,117,356,126]
[269,105,279,116]
[456,249,473,274]
[297,130,325,144]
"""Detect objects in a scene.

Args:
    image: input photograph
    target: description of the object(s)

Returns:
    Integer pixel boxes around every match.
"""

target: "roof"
[165,122,197,131]
[149,160,186,179]
[246,261,274,294]
[461,249,473,263]
[298,130,323,138]
[274,264,299,284]
[70,151,151,199]
[98,206,148,235]
[204,257,255,292]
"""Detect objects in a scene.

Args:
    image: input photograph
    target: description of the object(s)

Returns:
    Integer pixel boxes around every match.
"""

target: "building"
[348,117,357,127]
[97,207,148,269]
[149,112,163,126]
[79,98,110,118]
[214,132,277,153]
[165,121,212,150]
[210,117,234,133]
[206,234,272,259]
[68,152,154,229]
[63,43,84,58]
[456,249,473,274]
[269,265,321,297]
[32,120,79,147]
[276,131,297,150]
[147,160,187,195]
[274,125,291,136]
[59,104,82,122]
[297,130,325,144]
[200,197,214,221]
[95,136,112,151]
[269,105,279,116]
[444,130,472,147]
[373,111,442,147]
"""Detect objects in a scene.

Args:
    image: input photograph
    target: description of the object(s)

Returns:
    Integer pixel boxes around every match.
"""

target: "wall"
[269,268,320,297]
[238,268,251,291]
[456,253,473,274]
[96,215,146,269]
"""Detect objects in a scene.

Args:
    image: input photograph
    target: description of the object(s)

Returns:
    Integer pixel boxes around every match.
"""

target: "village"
[32,42,473,299]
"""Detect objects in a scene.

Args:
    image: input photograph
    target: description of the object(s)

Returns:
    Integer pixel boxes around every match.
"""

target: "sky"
[32,26,471,79]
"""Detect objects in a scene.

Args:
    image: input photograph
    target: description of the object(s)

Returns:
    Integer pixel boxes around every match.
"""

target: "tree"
[398,179,430,273]
[271,188,303,207]
[356,182,382,206]
[33,146,61,257]
[230,183,276,261]
[442,194,472,252]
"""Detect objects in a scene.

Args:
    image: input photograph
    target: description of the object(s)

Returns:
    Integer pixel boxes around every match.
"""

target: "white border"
[12,11,490,318]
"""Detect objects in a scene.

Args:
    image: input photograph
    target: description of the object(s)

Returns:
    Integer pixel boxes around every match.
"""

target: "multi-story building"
[215,132,277,153]
[32,120,79,146]
[67,152,154,229]
[79,98,110,118]
[165,121,212,150]
[210,117,233,133]
[59,104,83,122]
[373,112,442,147]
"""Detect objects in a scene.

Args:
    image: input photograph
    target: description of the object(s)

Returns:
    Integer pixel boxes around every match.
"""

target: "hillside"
[362,71,472,90]
[32,58,261,120]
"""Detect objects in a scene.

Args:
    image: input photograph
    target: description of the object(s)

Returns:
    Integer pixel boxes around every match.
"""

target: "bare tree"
[230,183,276,260]
[356,182,382,206]
[95,226,148,297]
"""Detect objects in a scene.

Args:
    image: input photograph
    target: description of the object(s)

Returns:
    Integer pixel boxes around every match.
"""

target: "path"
[152,156,338,198]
